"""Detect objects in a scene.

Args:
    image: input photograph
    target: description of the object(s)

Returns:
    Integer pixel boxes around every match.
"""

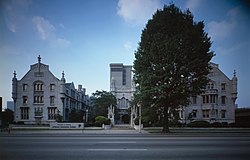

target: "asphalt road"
[1,133,250,160]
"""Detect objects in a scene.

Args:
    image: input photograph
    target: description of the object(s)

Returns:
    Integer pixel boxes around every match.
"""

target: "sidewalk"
[144,127,250,134]
[2,127,250,135]
[0,128,149,135]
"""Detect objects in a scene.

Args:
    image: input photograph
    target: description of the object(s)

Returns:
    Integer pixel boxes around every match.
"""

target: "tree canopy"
[69,109,85,122]
[91,90,117,120]
[1,108,14,126]
[133,4,214,133]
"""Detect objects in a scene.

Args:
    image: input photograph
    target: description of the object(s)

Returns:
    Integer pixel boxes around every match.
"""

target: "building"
[7,101,14,112]
[179,63,238,124]
[110,63,136,123]
[0,97,2,126]
[12,56,87,124]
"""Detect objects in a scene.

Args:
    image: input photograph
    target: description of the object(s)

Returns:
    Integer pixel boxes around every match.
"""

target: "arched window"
[119,97,129,109]
[34,81,44,91]
[120,97,126,108]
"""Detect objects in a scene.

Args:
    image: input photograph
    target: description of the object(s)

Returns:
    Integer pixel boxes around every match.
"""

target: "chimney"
[78,85,82,91]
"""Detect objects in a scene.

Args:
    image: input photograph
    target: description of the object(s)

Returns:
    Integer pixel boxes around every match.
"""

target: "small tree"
[95,116,110,126]
[56,110,63,122]
[133,4,214,133]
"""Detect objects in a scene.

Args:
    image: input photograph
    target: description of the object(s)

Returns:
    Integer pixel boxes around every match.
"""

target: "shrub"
[16,121,25,125]
[84,123,94,127]
[133,117,146,126]
[222,122,229,127]
[152,121,164,127]
[94,116,110,127]
[229,123,236,128]
[104,118,111,125]
[187,120,210,128]
[211,122,222,128]
[169,121,183,127]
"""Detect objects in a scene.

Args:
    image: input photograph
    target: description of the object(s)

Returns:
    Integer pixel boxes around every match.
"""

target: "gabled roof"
[64,82,75,90]
[209,62,231,81]
[19,62,60,81]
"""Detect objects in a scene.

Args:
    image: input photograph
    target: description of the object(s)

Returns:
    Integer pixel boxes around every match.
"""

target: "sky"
[0,0,249,109]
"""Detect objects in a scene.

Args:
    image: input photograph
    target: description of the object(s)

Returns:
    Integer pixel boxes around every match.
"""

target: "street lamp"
[85,109,88,123]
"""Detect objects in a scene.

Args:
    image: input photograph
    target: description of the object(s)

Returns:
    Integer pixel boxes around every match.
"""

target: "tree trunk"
[162,106,170,133]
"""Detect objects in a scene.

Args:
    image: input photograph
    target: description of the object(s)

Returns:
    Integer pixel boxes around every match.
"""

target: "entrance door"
[122,114,130,124]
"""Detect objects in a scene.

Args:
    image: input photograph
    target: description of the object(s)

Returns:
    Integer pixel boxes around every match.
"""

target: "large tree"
[133,4,214,133]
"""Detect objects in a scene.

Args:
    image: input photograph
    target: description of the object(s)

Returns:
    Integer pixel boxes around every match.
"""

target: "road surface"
[1,133,250,160]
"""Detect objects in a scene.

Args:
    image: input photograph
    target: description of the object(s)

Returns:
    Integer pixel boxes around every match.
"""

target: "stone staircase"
[112,124,135,130]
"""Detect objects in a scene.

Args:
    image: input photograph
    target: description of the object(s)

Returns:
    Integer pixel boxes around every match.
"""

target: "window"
[34,107,43,116]
[122,69,126,85]
[66,98,69,107]
[210,83,214,89]
[71,90,75,98]
[23,96,28,105]
[192,110,197,118]
[50,96,55,106]
[23,84,28,91]
[50,84,55,91]
[202,95,217,104]
[221,96,226,105]
[207,82,214,89]
[34,96,44,104]
[211,109,218,118]
[202,110,210,118]
[21,107,29,119]
[210,95,217,104]
[221,83,226,91]
[119,97,128,109]
[221,110,226,118]
[202,95,209,104]
[203,96,206,104]
[192,96,197,105]
[48,108,56,120]
[34,82,43,91]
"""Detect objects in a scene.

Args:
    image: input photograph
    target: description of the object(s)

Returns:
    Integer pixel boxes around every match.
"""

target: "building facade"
[110,63,135,123]
[12,56,87,124]
[179,63,238,124]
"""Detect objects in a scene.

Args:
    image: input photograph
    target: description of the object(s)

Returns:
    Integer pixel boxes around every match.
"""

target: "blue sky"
[0,0,249,109]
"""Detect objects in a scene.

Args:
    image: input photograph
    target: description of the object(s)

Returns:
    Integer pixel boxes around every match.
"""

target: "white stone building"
[110,63,136,123]
[179,63,238,124]
[12,56,86,124]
